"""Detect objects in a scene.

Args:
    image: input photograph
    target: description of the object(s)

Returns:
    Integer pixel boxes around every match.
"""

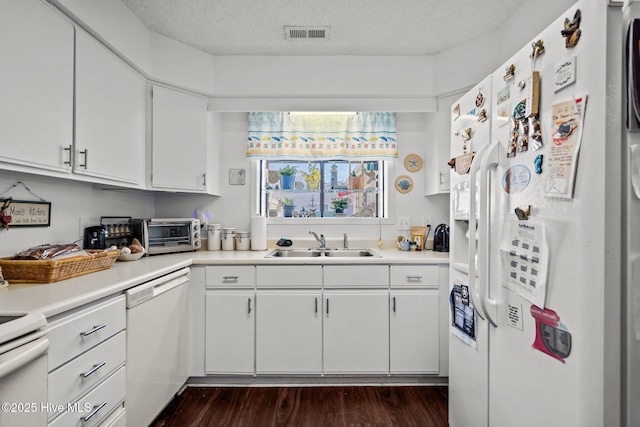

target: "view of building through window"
[259,160,385,218]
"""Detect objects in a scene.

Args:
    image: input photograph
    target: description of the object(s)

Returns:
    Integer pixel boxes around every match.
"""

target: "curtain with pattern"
[246,112,397,160]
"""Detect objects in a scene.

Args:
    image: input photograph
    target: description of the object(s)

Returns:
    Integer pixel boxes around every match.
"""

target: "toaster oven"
[130,218,201,255]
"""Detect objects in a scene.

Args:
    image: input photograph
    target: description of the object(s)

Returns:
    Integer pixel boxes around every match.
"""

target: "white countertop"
[0,248,449,318]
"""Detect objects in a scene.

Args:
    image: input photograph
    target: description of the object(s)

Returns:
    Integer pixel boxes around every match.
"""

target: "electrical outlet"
[422,216,432,228]
[397,216,410,231]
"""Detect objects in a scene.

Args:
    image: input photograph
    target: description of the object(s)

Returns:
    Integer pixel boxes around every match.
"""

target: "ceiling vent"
[284,26,330,40]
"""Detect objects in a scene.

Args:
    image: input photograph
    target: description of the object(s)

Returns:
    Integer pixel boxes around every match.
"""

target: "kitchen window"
[258,159,386,218]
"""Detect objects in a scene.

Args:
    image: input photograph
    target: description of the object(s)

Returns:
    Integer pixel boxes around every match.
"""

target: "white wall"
[434,0,577,95]
[0,170,154,257]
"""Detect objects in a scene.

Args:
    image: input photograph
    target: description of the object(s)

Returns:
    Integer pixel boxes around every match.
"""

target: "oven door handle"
[0,337,48,379]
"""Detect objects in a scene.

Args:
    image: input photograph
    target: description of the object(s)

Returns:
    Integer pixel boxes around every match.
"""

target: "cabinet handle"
[315,297,318,313]
[79,149,88,169]
[80,324,107,337]
[81,401,107,423]
[223,276,239,282]
[248,297,252,314]
[406,275,423,281]
[326,298,329,314]
[80,361,106,379]
[202,173,206,187]
[64,145,72,166]
[393,296,397,313]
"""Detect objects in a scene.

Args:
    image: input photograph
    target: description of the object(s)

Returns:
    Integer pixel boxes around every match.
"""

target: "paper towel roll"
[250,215,267,250]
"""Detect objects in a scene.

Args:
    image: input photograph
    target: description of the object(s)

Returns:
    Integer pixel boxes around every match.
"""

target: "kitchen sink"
[323,249,380,257]
[265,248,380,258]
[265,248,323,257]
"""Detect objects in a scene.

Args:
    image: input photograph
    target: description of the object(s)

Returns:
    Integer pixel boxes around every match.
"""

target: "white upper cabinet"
[0,0,73,174]
[425,94,458,195]
[75,30,146,186]
[151,85,209,192]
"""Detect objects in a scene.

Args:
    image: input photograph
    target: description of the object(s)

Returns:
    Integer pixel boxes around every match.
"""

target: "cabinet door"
[390,289,439,374]
[205,291,254,374]
[0,0,73,173]
[323,290,389,374]
[75,30,146,186]
[256,290,322,374]
[152,86,208,192]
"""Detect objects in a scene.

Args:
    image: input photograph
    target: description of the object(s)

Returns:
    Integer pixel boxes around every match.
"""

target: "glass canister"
[207,224,222,251]
[221,227,236,251]
[236,231,250,251]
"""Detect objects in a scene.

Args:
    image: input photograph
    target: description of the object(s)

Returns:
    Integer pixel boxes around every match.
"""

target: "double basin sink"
[265,248,381,258]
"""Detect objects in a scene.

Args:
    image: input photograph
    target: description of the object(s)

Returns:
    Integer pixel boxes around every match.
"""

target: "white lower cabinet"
[256,290,322,374]
[390,289,439,374]
[205,290,255,375]
[323,290,389,374]
[47,295,126,427]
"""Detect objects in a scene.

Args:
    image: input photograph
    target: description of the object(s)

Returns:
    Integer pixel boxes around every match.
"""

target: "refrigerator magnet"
[502,164,531,194]
[530,305,572,362]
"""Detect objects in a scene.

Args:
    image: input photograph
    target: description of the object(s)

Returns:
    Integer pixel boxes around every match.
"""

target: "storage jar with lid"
[236,231,250,251]
[221,227,236,251]
[207,224,222,251]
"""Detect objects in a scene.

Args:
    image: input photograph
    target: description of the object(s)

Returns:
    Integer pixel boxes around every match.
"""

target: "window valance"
[246,112,397,160]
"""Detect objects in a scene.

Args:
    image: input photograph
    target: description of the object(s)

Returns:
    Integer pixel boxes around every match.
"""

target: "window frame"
[254,159,390,224]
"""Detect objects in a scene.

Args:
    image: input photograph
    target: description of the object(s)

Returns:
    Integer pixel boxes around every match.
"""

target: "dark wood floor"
[151,386,448,427]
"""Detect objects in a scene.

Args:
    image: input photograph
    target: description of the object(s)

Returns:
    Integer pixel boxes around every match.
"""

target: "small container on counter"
[221,227,236,251]
[235,231,251,251]
[207,224,222,251]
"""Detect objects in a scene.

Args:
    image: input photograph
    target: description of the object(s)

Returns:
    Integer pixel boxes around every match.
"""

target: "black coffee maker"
[433,224,450,252]
[83,225,107,249]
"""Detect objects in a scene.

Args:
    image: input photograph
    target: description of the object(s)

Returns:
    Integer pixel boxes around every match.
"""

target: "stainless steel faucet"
[309,231,325,248]
[343,233,348,249]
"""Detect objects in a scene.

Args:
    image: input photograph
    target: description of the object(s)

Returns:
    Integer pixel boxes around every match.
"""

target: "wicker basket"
[0,249,120,284]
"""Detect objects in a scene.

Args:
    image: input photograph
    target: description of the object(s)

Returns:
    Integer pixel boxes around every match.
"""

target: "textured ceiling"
[119,0,526,56]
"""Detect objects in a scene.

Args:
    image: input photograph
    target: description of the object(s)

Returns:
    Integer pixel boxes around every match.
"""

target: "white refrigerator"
[448,1,625,426]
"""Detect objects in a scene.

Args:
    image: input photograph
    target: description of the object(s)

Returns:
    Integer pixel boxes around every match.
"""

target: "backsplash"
[0,170,154,257]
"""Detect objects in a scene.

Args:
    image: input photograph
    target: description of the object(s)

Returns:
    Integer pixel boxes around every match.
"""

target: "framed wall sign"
[1,199,51,227]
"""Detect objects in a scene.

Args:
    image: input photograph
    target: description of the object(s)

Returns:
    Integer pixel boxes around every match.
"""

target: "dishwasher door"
[125,268,189,427]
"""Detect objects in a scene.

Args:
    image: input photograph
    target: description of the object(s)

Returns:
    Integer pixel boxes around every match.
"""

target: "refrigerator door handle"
[468,143,488,320]
[478,139,500,327]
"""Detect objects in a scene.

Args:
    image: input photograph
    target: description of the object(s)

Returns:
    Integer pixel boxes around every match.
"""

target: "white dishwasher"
[125,267,190,427]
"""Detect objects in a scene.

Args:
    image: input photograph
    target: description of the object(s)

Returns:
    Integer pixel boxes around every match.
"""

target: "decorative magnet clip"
[515,205,531,220]
[561,9,581,48]
[477,109,487,122]
[530,39,545,60]
[534,155,543,174]
[448,158,456,169]
[504,64,516,81]
[461,128,472,142]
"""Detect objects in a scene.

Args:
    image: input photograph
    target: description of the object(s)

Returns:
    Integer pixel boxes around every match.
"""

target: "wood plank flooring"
[151,386,448,427]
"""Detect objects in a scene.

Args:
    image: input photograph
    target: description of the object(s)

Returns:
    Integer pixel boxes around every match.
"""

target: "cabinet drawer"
[48,331,125,418]
[48,365,125,427]
[206,265,255,288]
[390,265,439,288]
[48,296,125,372]
[323,265,388,288]
[257,265,322,288]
